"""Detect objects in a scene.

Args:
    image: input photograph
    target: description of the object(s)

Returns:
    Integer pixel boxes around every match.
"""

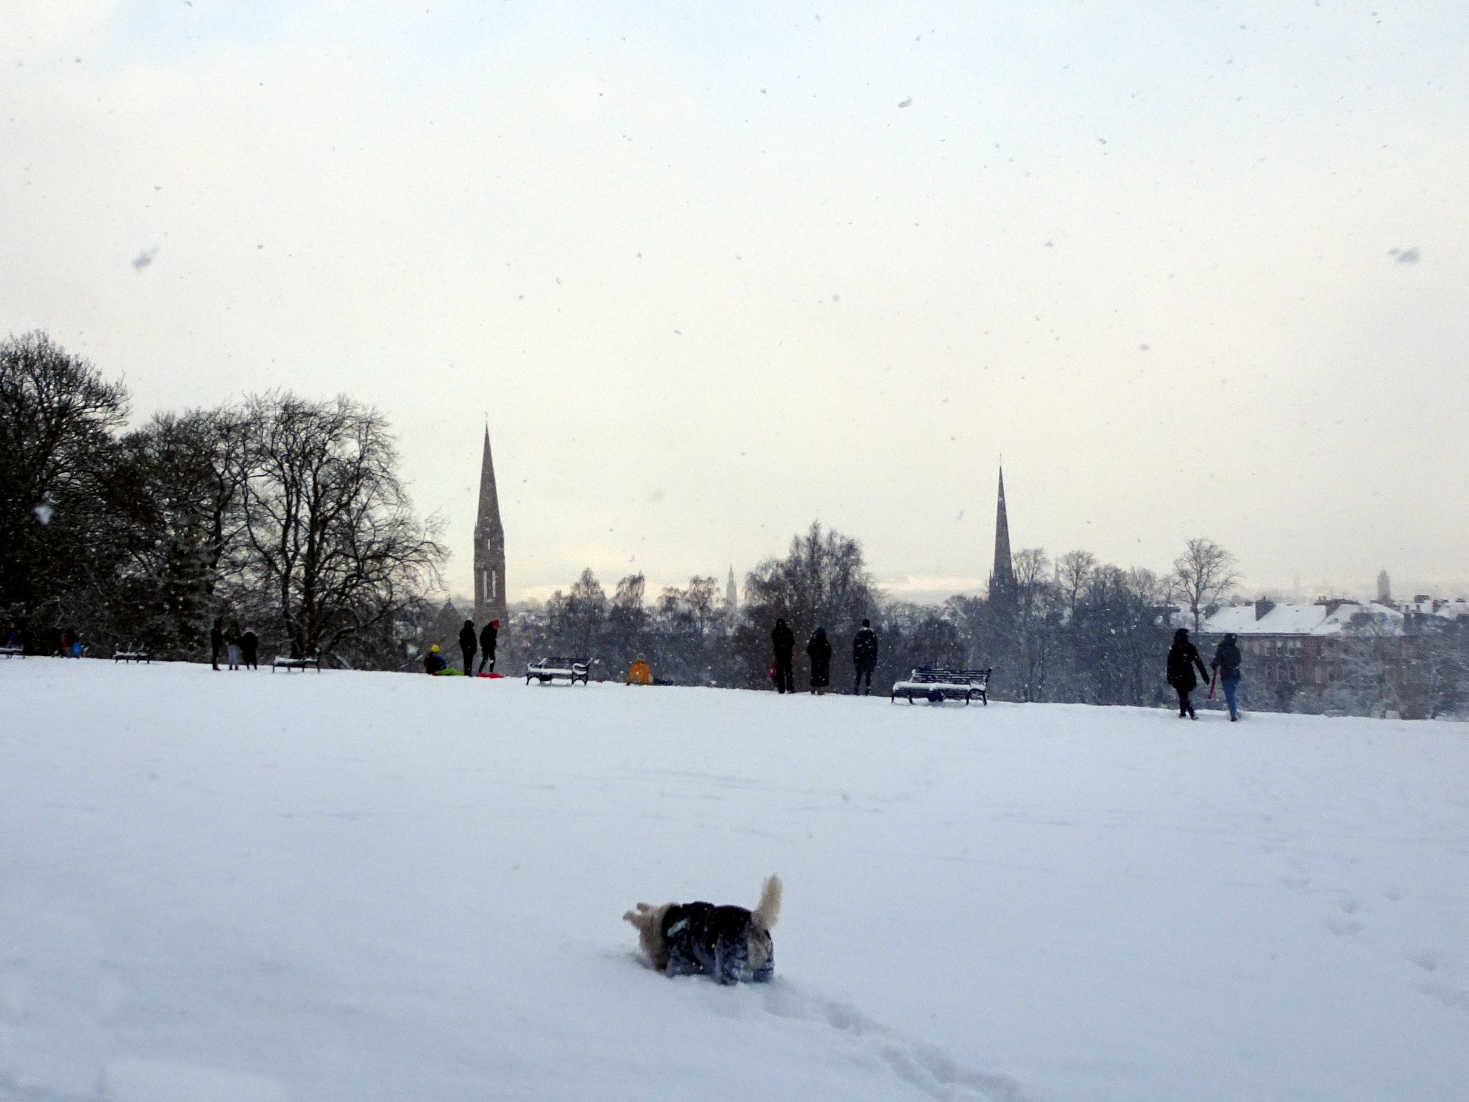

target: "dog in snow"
[623,875,782,984]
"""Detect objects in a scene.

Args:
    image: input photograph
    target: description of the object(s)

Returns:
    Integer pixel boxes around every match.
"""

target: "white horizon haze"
[5,1,1467,605]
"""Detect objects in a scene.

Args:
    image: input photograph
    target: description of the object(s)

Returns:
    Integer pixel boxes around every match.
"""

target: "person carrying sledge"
[1210,632,1243,722]
[1166,627,1209,719]
[851,618,878,695]
[806,626,832,695]
[458,619,477,675]
[478,618,499,674]
[771,618,795,694]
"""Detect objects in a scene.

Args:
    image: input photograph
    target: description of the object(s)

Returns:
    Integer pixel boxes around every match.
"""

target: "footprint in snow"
[759,981,1032,1101]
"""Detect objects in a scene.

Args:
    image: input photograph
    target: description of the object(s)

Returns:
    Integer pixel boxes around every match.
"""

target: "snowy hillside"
[3,659,1467,1101]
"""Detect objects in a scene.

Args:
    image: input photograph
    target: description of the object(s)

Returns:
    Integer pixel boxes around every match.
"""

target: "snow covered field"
[3,658,1466,1102]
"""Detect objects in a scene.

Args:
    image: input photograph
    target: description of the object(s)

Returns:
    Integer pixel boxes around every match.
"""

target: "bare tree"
[0,331,130,645]
[1055,549,1096,622]
[112,408,250,655]
[235,393,444,659]
[1071,564,1171,706]
[607,573,649,666]
[1011,547,1058,701]
[738,522,879,686]
[1171,537,1239,633]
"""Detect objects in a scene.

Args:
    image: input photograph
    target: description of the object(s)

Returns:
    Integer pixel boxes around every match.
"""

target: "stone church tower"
[474,427,507,627]
[988,466,1015,600]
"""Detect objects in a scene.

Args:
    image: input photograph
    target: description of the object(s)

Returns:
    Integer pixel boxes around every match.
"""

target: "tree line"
[12,330,1458,714]
[0,330,1239,695]
[508,525,1245,708]
[1,331,444,665]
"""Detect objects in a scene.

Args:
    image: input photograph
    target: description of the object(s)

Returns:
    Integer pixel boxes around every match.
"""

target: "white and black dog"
[623,875,782,984]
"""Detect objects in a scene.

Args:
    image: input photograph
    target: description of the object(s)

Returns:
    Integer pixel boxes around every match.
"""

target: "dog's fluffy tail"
[752,874,782,931]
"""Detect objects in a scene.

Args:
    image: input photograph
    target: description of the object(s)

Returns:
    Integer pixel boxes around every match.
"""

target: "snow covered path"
[2,659,1466,1100]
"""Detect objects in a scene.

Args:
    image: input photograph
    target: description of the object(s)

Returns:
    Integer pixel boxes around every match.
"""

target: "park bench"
[0,645,22,658]
[112,649,151,663]
[890,666,992,705]
[525,656,590,685]
[272,652,322,672]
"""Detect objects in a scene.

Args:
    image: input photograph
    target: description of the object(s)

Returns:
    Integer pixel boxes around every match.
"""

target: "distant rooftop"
[1200,600,1406,637]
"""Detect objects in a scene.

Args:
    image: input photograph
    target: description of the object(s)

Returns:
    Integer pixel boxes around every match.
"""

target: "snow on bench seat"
[890,666,992,705]
[272,654,321,672]
[525,657,590,685]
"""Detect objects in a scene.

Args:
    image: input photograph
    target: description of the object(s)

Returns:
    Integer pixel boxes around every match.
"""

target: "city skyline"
[458,442,1456,609]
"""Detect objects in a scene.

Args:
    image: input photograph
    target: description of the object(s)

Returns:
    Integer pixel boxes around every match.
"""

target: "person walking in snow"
[851,618,878,695]
[1166,627,1209,719]
[806,626,833,695]
[478,618,499,674]
[1211,632,1243,722]
[210,616,224,670]
[458,619,477,676]
[771,618,795,694]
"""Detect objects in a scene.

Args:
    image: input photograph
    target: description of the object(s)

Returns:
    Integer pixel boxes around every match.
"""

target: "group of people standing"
[771,617,879,696]
[424,617,500,675]
[210,617,259,671]
[1166,627,1243,721]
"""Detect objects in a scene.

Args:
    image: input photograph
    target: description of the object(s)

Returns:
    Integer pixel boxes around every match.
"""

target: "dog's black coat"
[660,901,774,985]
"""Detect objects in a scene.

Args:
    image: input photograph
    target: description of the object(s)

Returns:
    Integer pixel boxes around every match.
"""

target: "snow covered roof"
[1200,601,1405,637]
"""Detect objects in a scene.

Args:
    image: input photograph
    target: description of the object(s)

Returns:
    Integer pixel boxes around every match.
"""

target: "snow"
[1202,601,1406,637]
[3,658,1467,1102]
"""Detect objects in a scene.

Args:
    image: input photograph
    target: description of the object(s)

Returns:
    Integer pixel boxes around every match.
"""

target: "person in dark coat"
[458,619,477,675]
[424,644,447,675]
[771,618,795,694]
[478,618,499,674]
[851,618,878,695]
[1211,632,1243,722]
[1166,627,1210,719]
[240,629,259,670]
[806,626,832,695]
[210,616,224,670]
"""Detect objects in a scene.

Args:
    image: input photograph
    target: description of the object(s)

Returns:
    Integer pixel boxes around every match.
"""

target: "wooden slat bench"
[525,657,590,685]
[272,653,322,672]
[112,650,151,663]
[0,646,23,659]
[890,666,992,705]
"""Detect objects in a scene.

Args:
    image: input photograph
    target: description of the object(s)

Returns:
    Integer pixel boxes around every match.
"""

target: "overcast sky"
[5,1,1466,605]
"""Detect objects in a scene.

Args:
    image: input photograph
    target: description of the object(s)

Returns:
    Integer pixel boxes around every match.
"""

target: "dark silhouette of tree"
[108,409,250,657]
[234,393,444,659]
[1171,537,1238,633]
[0,331,130,647]
[737,522,879,687]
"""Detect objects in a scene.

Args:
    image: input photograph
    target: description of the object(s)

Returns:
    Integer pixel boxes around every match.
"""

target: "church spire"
[989,466,1015,599]
[474,427,507,627]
